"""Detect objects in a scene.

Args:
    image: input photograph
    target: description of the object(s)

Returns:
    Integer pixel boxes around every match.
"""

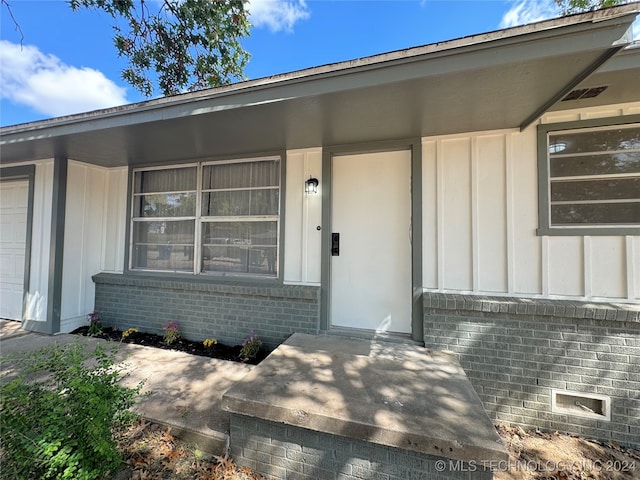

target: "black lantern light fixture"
[305,176,319,194]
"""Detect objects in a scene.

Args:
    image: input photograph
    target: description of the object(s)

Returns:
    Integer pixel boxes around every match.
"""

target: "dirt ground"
[113,421,639,480]
[495,424,639,480]
[113,420,266,480]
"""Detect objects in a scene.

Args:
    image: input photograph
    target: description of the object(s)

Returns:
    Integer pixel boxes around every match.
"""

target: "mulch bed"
[71,326,269,365]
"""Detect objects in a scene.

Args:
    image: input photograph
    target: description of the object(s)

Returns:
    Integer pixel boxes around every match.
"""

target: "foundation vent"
[552,389,611,421]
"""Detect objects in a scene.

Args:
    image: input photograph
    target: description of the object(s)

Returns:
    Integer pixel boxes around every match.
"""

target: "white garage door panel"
[0,181,28,320]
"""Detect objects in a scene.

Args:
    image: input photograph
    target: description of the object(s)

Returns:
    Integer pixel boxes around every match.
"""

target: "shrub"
[122,327,139,340]
[162,321,180,345]
[0,343,141,480]
[87,310,103,336]
[240,329,262,361]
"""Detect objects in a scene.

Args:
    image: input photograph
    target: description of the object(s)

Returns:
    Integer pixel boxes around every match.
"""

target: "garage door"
[0,180,28,320]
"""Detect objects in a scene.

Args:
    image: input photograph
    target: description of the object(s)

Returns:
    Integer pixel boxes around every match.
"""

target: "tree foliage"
[66,0,251,97]
[554,0,628,14]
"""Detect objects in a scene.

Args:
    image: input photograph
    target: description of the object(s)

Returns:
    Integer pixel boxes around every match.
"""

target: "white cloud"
[0,40,128,118]
[500,1,639,39]
[249,0,310,32]
[500,0,560,28]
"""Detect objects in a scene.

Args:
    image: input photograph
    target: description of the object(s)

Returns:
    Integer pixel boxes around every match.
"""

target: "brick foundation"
[230,414,493,480]
[423,292,640,447]
[92,273,320,348]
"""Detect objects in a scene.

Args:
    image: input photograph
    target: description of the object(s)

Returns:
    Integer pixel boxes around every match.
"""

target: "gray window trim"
[537,114,640,236]
[124,152,286,283]
[0,165,35,325]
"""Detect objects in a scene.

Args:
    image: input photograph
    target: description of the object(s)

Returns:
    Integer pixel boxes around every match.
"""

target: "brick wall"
[93,273,320,348]
[423,292,640,447]
[230,414,493,480]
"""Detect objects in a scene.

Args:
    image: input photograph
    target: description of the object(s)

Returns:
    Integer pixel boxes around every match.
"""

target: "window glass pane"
[551,178,640,202]
[549,126,640,155]
[202,160,279,190]
[134,193,197,217]
[201,189,279,216]
[551,203,640,225]
[134,167,197,194]
[132,220,195,271]
[201,221,277,275]
[550,152,640,177]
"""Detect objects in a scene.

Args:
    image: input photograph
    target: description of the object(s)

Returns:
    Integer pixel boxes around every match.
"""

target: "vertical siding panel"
[26,161,54,322]
[477,134,507,292]
[632,237,640,300]
[590,236,626,299]
[442,138,472,290]
[284,148,322,285]
[505,133,515,293]
[421,140,437,289]
[61,162,111,330]
[61,162,86,320]
[548,237,584,296]
[284,151,304,283]
[101,167,127,273]
[511,129,542,294]
[471,137,479,291]
[583,236,592,298]
[541,236,549,296]
[303,149,322,284]
[85,166,106,312]
[436,140,445,290]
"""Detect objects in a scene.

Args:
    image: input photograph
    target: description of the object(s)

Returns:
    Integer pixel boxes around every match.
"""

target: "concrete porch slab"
[222,333,508,465]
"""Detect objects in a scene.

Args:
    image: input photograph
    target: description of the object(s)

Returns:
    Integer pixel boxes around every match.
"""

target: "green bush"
[0,343,141,480]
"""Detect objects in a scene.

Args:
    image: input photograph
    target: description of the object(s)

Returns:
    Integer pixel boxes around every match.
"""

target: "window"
[130,157,280,277]
[538,116,640,235]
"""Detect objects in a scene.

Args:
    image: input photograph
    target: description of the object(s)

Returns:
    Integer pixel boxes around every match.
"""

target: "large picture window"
[130,157,280,277]
[538,116,640,235]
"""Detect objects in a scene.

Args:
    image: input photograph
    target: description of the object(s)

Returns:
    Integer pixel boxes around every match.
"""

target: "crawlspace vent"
[552,389,611,421]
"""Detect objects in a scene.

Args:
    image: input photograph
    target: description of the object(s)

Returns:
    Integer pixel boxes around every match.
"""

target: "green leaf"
[68,0,250,96]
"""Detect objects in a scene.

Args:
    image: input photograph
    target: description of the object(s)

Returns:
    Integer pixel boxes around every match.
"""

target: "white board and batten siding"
[283,148,323,285]
[422,102,640,302]
[26,161,54,322]
[60,161,127,332]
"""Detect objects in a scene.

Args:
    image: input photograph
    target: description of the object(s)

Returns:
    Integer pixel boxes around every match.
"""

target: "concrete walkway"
[0,319,253,454]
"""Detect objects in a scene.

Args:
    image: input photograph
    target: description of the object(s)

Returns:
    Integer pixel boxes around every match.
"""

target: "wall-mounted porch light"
[305,176,319,194]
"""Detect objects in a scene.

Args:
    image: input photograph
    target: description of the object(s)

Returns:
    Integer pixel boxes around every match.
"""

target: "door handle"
[331,233,340,256]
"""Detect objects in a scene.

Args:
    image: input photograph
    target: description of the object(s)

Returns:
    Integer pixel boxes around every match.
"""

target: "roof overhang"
[1,4,639,167]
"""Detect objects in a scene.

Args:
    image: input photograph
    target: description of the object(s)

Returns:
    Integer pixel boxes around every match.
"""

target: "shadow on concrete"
[222,333,507,478]
[0,319,253,454]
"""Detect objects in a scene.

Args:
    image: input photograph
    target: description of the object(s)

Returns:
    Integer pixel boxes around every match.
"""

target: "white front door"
[330,150,412,334]
[0,180,29,320]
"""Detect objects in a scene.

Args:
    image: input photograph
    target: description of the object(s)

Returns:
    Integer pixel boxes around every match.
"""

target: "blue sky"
[0,1,637,126]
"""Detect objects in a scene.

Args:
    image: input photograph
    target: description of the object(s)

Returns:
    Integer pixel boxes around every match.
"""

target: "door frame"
[0,165,35,323]
[319,139,423,343]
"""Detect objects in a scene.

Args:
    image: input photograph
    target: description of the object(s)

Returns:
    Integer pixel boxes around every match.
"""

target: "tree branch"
[1,0,25,44]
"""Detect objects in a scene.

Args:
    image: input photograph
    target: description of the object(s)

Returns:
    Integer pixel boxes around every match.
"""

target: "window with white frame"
[538,117,640,235]
[130,157,280,277]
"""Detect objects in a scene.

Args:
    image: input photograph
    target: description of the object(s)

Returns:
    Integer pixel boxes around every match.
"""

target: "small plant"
[122,327,139,340]
[203,338,218,348]
[240,329,262,361]
[87,310,103,336]
[163,321,180,345]
[0,343,142,479]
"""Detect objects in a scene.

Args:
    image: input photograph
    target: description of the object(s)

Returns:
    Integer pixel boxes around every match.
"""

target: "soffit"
[0,6,638,167]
